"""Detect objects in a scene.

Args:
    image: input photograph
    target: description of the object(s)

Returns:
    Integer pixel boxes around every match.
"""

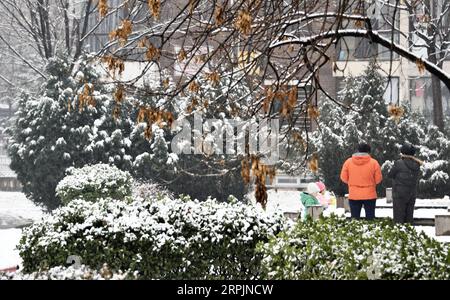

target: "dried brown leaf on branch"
[205,71,220,86]
[241,157,250,185]
[308,154,319,173]
[388,104,405,123]
[288,86,298,107]
[177,49,187,62]
[254,178,268,209]
[263,87,275,113]
[416,59,426,74]
[136,106,174,132]
[162,78,170,88]
[235,10,252,35]
[355,19,364,28]
[112,105,121,121]
[102,55,125,77]
[114,85,125,103]
[148,0,160,19]
[144,124,153,140]
[109,19,133,46]
[98,0,108,18]
[307,104,320,120]
[78,84,96,112]
[138,37,149,48]
[214,5,225,26]
[145,43,160,61]
[188,80,200,93]
[240,155,276,209]
[250,156,276,210]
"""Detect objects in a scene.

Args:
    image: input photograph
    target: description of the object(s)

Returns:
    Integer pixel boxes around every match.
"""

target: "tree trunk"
[425,0,445,131]
[431,75,445,131]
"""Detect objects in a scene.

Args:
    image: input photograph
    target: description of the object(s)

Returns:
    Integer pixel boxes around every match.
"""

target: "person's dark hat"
[357,143,371,153]
[401,143,416,156]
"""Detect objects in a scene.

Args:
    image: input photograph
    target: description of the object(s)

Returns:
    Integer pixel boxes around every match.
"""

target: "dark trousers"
[349,199,376,220]
[393,195,415,224]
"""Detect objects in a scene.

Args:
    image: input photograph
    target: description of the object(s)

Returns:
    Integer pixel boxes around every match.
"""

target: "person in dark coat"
[388,143,422,224]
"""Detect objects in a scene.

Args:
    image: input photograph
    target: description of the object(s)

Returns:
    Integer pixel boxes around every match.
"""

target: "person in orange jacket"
[340,143,382,220]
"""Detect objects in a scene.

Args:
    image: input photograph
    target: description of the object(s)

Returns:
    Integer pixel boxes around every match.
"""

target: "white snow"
[415,226,450,243]
[0,229,22,270]
[0,192,44,221]
[0,192,44,270]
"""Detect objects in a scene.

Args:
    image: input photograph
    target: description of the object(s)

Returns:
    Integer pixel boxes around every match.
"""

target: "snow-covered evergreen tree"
[7,55,254,209]
[302,61,450,198]
[7,55,150,209]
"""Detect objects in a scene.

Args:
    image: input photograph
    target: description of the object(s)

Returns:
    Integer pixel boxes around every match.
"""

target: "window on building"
[85,0,127,53]
[336,0,400,61]
[409,78,450,120]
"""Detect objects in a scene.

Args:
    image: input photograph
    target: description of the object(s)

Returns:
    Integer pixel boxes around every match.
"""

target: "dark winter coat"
[388,157,421,199]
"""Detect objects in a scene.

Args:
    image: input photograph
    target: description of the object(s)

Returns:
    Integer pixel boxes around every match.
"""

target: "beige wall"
[331,9,450,114]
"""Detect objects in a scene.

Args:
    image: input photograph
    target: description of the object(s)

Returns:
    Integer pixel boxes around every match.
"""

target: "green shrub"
[258,216,450,279]
[18,197,286,279]
[55,164,133,204]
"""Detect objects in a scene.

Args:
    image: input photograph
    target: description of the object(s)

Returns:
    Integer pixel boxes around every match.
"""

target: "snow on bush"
[258,216,450,280]
[55,164,133,205]
[131,180,173,200]
[18,197,286,279]
[1,264,136,280]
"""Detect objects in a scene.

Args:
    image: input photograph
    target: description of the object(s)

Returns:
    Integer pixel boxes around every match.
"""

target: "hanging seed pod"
[98,0,108,18]
[235,10,252,35]
[144,123,153,140]
[254,178,268,210]
[145,43,160,61]
[308,154,319,173]
[205,71,220,86]
[148,0,161,19]
[307,104,320,120]
[112,105,121,121]
[188,80,200,93]
[177,49,187,62]
[416,59,426,74]
[114,85,125,103]
[388,104,405,123]
[214,5,225,26]
[241,158,250,185]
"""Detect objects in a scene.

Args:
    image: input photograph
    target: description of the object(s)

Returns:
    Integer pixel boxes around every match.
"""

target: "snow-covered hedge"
[18,197,286,279]
[131,180,173,201]
[55,164,133,205]
[1,264,135,280]
[258,216,450,279]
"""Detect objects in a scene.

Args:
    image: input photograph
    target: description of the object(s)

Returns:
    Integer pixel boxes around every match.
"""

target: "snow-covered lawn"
[0,192,44,270]
[0,192,44,221]
[0,229,22,270]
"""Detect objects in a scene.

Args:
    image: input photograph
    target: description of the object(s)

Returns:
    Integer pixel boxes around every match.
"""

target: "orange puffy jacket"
[340,154,382,200]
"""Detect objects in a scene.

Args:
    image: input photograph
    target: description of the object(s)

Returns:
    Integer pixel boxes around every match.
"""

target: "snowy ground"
[251,189,450,215]
[0,192,44,270]
[0,229,22,270]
